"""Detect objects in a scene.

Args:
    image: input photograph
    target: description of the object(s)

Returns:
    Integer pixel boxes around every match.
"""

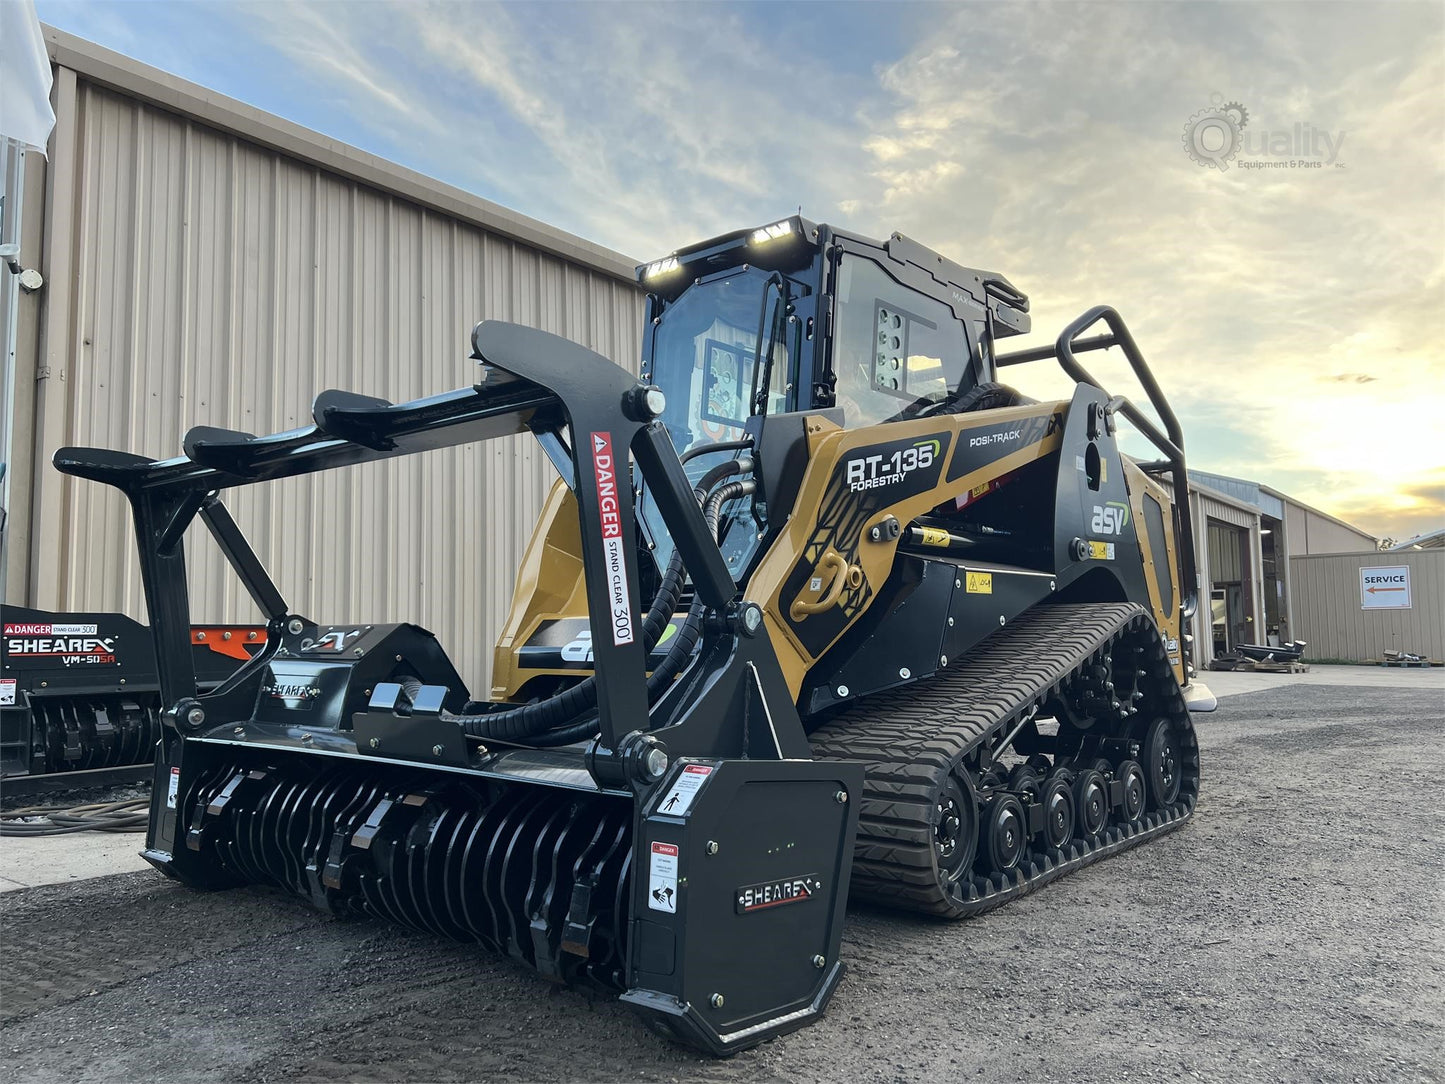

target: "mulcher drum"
[810,602,1199,917]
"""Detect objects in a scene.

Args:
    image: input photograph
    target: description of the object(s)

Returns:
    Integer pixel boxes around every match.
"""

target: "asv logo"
[845,439,938,493]
[561,630,594,663]
[1091,501,1131,535]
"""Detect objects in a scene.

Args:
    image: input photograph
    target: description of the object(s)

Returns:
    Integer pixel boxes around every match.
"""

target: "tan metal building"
[1,28,645,692]
[1185,471,1378,670]
[1289,550,1443,662]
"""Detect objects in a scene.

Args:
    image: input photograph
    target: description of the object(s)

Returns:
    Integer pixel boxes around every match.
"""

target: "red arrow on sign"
[1367,586,1406,594]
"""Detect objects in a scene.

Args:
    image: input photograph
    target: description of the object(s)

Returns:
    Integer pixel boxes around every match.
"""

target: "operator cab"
[634,216,1032,576]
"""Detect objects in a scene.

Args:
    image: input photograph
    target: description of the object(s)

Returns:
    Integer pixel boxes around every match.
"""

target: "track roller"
[1071,769,1109,842]
[1116,759,1146,825]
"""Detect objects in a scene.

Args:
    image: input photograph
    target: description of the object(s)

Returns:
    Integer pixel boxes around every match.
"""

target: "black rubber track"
[809,602,1200,918]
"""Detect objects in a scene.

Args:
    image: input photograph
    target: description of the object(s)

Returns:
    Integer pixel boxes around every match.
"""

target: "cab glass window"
[832,256,971,427]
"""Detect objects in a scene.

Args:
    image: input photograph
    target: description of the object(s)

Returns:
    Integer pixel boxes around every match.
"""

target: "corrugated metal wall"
[21,59,644,693]
[1285,502,1375,555]
[1207,522,1245,582]
[1289,550,1444,662]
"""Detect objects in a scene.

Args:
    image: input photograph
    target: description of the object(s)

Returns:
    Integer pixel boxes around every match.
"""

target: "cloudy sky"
[35,0,1445,542]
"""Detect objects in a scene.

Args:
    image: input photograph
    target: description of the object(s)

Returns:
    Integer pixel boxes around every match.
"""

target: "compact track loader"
[56,217,1208,1054]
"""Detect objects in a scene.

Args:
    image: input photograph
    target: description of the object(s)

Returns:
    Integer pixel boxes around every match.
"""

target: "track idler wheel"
[1040,772,1074,853]
[1116,759,1146,825]
[978,792,1027,874]
[1072,769,1109,842]
[933,770,979,883]
[1143,718,1182,809]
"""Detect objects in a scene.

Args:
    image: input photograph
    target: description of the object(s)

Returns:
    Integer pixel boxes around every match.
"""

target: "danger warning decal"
[648,841,679,913]
[3,622,118,667]
[657,763,713,816]
[589,432,635,646]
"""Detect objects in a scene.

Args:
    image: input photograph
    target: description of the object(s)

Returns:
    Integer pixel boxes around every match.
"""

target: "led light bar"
[750,220,795,244]
[643,256,680,279]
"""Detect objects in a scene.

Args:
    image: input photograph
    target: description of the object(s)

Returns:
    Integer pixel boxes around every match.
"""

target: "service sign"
[1360,565,1411,610]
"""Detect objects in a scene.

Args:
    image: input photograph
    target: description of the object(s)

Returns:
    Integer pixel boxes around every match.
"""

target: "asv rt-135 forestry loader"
[56,217,1212,1055]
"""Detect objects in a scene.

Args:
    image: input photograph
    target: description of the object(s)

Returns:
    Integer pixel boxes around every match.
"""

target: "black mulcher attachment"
[54,218,1206,1053]
[1,605,263,794]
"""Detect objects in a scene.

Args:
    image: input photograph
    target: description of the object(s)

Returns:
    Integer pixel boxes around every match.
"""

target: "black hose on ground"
[455,453,750,742]
[0,798,149,836]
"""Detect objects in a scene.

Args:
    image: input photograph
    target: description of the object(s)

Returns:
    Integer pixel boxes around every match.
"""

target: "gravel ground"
[1,683,1440,1084]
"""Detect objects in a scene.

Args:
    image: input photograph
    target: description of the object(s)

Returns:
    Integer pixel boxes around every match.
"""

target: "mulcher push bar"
[54,322,732,757]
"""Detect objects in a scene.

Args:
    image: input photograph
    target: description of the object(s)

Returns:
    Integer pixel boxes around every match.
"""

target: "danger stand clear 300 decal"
[589,432,635,647]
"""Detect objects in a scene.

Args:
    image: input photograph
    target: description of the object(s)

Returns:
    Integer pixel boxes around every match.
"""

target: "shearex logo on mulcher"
[4,622,117,666]
[735,873,822,914]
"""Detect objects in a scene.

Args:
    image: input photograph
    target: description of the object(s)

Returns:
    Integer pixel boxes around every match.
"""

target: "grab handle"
[790,550,852,620]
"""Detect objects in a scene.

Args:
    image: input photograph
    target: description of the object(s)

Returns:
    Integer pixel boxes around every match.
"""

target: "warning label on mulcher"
[589,432,635,646]
[648,841,678,913]
[4,622,117,667]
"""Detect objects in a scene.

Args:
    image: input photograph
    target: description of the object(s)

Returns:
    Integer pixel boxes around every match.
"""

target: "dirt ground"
[2,683,1441,1083]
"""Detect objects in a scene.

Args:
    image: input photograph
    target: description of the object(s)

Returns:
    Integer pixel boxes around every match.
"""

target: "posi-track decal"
[3,622,118,667]
[589,432,635,646]
[947,411,1062,482]
[735,874,821,914]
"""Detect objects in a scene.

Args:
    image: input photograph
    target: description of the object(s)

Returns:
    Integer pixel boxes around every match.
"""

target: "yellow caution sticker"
[966,571,993,594]
[919,526,951,547]
[971,482,991,499]
[1088,540,1116,560]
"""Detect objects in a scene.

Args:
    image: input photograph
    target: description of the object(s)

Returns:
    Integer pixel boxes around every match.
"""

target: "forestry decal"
[844,437,939,493]
[735,873,822,914]
[589,432,635,646]
[3,622,118,667]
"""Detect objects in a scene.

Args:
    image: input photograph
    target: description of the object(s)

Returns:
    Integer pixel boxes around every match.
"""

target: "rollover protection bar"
[996,306,1198,618]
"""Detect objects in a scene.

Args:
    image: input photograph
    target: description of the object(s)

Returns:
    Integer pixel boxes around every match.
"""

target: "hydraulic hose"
[0,797,150,836]
[456,452,751,742]
[640,478,753,698]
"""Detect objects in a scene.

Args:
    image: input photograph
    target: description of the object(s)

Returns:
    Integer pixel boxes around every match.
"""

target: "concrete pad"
[0,830,149,893]
[1206,662,1445,699]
